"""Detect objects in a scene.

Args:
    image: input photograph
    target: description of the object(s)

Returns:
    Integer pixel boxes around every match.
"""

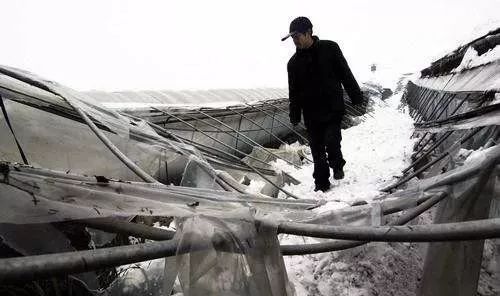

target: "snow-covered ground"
[274,91,416,210]
[273,91,424,295]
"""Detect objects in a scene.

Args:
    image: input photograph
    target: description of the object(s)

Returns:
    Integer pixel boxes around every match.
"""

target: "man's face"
[292,32,311,49]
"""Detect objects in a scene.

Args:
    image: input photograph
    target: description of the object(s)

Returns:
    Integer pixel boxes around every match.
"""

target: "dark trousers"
[306,117,345,185]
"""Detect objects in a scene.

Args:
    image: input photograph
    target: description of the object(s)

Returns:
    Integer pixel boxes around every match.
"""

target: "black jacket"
[287,36,363,125]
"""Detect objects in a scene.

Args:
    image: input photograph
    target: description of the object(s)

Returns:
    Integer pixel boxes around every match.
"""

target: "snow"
[427,20,500,66]
[271,90,420,295]
[453,20,500,50]
[245,179,266,194]
[453,45,500,72]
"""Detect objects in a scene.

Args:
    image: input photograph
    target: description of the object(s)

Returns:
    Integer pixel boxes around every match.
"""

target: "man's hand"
[291,121,299,127]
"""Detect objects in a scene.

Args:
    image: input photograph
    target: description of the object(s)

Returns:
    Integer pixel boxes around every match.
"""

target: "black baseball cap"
[281,17,313,41]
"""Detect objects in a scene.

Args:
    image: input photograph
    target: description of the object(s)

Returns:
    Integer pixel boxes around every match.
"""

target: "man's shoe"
[314,182,331,192]
[333,168,344,180]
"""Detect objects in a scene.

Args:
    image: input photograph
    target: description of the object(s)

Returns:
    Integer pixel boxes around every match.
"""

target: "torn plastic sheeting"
[1,98,195,183]
[0,65,130,138]
[414,61,500,92]
[304,202,383,227]
[418,148,500,296]
[416,144,500,191]
[242,146,302,169]
[414,104,500,133]
[0,223,74,256]
[103,193,437,292]
[0,66,208,184]
[0,101,24,163]
[0,174,244,224]
[180,155,223,191]
[164,214,294,296]
[0,222,103,290]
[0,163,322,225]
[213,163,299,199]
[0,70,64,110]
[85,88,288,108]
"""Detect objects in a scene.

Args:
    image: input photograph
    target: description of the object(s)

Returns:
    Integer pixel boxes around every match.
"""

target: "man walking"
[282,16,365,192]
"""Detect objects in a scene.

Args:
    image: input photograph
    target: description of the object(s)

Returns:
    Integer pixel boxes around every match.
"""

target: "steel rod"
[281,190,448,255]
[382,127,483,192]
[403,131,454,175]
[416,89,441,123]
[196,109,301,169]
[170,133,278,176]
[410,92,455,139]
[259,100,308,131]
[413,88,436,122]
[345,103,373,120]
[9,197,500,282]
[80,218,175,240]
[277,217,500,242]
[225,107,314,163]
[412,93,470,150]
[182,111,277,157]
[153,109,302,199]
[244,102,310,144]
[158,109,275,168]
[58,94,159,183]
[225,107,287,146]
[120,114,243,192]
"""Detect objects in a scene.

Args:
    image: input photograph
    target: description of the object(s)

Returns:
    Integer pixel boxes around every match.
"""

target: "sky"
[1,0,499,91]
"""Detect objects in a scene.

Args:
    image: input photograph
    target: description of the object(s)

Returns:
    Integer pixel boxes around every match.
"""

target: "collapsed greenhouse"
[0,27,499,295]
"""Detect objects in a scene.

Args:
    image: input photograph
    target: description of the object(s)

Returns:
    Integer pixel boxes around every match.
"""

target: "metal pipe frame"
[79,218,175,240]
[345,103,371,119]
[120,115,245,192]
[408,87,425,117]
[57,92,160,184]
[225,106,287,146]
[259,100,308,132]
[181,111,283,161]
[414,88,438,121]
[195,109,301,169]
[402,131,454,175]
[409,88,431,118]
[152,109,302,199]
[277,217,500,242]
[5,204,500,282]
[411,92,473,160]
[412,93,470,152]
[225,107,314,163]
[158,109,275,169]
[414,88,439,123]
[169,132,278,177]
[410,92,455,140]
[382,127,483,192]
[281,190,448,255]
[244,102,310,144]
